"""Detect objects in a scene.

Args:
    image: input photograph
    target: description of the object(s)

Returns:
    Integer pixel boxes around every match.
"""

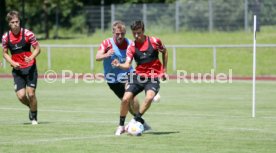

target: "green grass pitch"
[0,79,276,153]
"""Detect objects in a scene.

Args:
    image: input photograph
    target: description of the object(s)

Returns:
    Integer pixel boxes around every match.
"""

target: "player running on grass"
[96,21,157,134]
[2,10,40,125]
[112,20,168,135]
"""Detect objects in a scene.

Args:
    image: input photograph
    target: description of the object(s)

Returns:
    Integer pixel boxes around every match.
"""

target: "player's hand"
[111,59,120,67]
[11,62,20,69]
[161,68,168,81]
[24,55,33,63]
[106,49,114,57]
[161,73,169,81]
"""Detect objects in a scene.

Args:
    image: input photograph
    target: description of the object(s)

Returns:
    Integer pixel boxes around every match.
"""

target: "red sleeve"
[126,42,135,62]
[150,36,166,51]
[1,33,8,49]
[25,29,39,47]
[98,38,112,53]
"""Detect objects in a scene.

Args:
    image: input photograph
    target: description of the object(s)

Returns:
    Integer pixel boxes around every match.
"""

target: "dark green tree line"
[1,0,276,39]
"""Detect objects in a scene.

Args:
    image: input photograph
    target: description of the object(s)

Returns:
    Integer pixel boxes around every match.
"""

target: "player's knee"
[133,97,139,104]
[145,96,154,103]
[17,93,27,101]
[122,97,130,104]
[27,92,36,100]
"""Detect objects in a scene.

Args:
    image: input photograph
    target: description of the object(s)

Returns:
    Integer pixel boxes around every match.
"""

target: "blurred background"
[1,0,276,75]
[1,0,275,39]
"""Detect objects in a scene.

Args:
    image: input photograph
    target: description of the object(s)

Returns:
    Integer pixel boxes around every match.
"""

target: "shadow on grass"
[23,121,52,125]
[144,131,180,135]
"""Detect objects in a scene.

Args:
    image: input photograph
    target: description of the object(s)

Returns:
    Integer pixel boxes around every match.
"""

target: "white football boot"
[115,126,125,136]
[31,120,38,125]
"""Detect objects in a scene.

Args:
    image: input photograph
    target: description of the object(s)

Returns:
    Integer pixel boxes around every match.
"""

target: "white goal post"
[252,15,257,118]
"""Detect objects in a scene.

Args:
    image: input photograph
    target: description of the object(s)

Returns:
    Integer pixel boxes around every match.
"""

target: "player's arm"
[112,45,133,70]
[3,47,20,69]
[161,48,168,74]
[25,44,40,63]
[24,31,41,63]
[95,48,114,61]
[113,59,132,70]
[155,37,168,73]
[96,42,114,61]
[156,37,168,79]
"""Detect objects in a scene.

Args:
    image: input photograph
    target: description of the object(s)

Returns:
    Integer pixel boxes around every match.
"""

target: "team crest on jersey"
[140,52,147,59]
[14,44,23,50]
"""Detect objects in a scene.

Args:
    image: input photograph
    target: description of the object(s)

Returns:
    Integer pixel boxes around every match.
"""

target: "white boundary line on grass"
[0,107,117,114]
[0,135,115,145]
[0,107,234,117]
[1,107,276,119]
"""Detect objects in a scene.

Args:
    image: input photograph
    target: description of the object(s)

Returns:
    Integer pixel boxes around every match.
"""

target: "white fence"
[2,44,276,72]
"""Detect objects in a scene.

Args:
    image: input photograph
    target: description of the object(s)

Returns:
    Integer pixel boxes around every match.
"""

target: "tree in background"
[82,0,175,5]
[43,0,50,39]
[2,0,276,38]
[4,0,83,39]
[0,0,7,41]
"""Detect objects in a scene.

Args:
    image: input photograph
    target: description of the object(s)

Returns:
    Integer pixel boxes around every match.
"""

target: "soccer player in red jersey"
[2,10,41,125]
[97,21,162,135]
[112,20,168,135]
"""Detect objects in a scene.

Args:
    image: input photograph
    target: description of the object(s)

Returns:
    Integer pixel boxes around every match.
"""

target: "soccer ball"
[153,93,161,102]
[126,121,144,136]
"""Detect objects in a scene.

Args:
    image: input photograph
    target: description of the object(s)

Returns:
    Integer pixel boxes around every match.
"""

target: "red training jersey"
[2,28,39,68]
[126,36,166,78]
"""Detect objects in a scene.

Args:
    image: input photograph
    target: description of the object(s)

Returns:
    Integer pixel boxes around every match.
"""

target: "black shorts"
[126,75,160,97]
[12,64,38,92]
[107,82,126,99]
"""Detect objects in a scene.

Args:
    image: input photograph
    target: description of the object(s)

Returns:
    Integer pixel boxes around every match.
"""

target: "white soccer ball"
[126,121,144,136]
[153,93,161,102]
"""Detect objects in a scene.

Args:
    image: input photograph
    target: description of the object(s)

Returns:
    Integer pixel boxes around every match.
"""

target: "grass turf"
[0,79,275,153]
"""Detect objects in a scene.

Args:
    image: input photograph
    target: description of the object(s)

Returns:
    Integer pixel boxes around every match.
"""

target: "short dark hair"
[7,10,20,22]
[130,20,144,31]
